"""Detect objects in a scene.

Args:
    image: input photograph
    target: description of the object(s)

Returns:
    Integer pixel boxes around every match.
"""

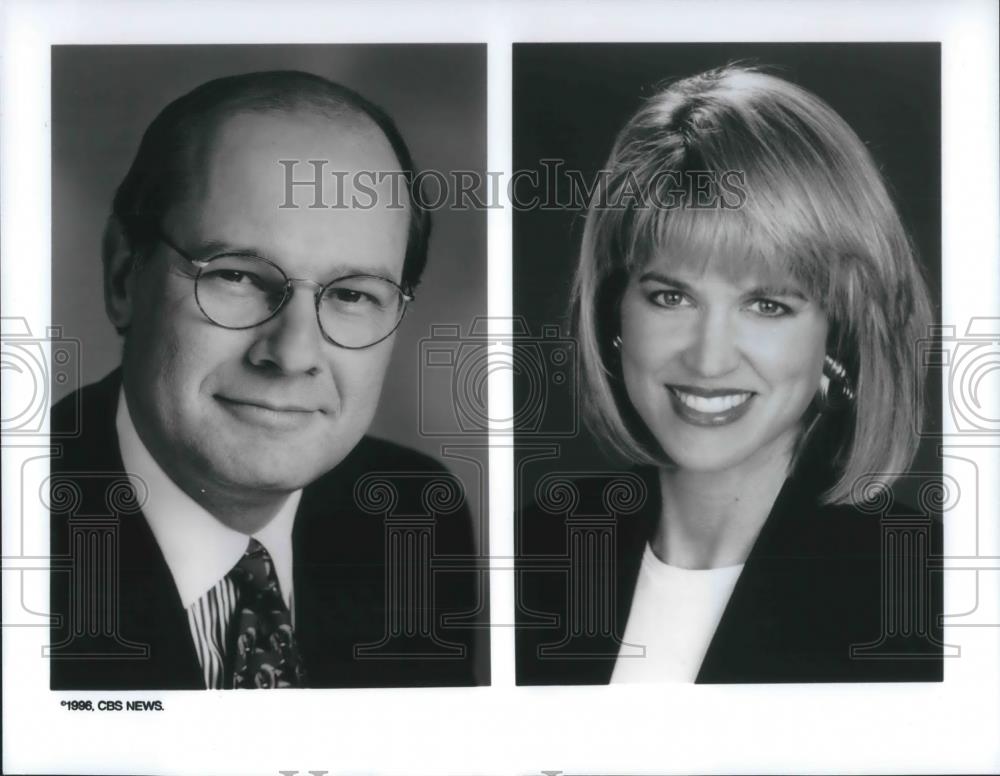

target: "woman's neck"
[652,445,792,569]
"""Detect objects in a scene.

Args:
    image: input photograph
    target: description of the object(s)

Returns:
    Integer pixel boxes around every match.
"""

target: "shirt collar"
[116,388,300,609]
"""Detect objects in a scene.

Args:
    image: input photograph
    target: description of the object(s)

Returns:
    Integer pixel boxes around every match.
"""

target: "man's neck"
[175,479,289,535]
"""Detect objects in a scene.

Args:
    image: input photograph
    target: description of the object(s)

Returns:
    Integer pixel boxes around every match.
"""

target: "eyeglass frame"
[149,226,415,350]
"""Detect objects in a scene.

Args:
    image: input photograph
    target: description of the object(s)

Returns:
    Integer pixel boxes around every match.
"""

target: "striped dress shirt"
[187,575,240,689]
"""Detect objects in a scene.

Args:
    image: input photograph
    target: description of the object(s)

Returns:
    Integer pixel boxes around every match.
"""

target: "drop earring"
[818,353,855,407]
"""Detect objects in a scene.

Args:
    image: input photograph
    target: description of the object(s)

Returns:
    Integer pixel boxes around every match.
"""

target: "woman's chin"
[659,448,748,475]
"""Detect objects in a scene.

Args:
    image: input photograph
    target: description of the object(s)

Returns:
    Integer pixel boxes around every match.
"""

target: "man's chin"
[207,457,336,494]
[178,421,367,493]
[236,436,362,483]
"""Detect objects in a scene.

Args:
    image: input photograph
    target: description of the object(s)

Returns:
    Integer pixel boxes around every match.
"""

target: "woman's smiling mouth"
[666,385,755,426]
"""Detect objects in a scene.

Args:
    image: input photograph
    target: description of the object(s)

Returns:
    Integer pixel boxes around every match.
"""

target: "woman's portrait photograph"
[514,43,945,685]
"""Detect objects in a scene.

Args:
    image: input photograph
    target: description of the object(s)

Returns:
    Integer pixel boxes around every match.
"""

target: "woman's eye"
[649,289,690,308]
[747,298,792,317]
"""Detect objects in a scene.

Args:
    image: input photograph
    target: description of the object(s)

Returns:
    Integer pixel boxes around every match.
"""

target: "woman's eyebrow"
[637,271,692,291]
[745,284,808,300]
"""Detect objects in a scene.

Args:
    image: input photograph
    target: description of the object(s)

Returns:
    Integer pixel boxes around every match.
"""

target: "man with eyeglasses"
[49,71,482,690]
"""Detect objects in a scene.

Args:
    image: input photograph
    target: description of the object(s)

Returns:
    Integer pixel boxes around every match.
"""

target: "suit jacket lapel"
[50,370,203,690]
[292,451,391,687]
[603,470,658,683]
[692,448,891,684]
[116,507,205,689]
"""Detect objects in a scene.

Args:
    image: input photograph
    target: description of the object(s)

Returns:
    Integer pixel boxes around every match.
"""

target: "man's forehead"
[170,108,410,279]
[184,109,408,222]
[206,109,402,179]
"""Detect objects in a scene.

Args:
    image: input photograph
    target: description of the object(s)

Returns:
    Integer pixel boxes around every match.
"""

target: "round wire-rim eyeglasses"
[152,227,413,350]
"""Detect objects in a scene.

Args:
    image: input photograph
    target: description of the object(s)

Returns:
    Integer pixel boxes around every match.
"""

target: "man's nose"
[680,308,741,378]
[247,286,324,375]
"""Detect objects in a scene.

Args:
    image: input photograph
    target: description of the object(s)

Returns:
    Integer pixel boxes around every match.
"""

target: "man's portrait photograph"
[46,44,489,690]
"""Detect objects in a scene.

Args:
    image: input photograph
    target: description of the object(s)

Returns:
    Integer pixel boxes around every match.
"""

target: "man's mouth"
[215,395,322,430]
[666,385,755,426]
[217,396,318,413]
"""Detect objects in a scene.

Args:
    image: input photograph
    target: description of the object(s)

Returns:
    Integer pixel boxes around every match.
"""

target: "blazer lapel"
[115,508,206,689]
[50,370,203,690]
[695,471,818,683]
[694,454,890,684]
[602,469,658,683]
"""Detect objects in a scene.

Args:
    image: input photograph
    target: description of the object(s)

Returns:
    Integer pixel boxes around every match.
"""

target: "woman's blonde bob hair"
[571,65,933,504]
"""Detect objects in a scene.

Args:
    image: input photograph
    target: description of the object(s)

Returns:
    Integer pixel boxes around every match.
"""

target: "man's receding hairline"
[173,103,402,217]
[113,70,431,287]
[196,101,391,159]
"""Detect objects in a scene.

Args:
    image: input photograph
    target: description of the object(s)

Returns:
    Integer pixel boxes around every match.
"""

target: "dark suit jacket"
[50,371,486,689]
[516,447,944,684]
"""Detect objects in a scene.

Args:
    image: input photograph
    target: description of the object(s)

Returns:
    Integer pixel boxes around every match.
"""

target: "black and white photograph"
[47,44,489,690]
[1,2,998,775]
[514,43,946,685]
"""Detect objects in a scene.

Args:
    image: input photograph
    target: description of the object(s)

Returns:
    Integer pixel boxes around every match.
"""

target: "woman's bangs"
[624,192,833,303]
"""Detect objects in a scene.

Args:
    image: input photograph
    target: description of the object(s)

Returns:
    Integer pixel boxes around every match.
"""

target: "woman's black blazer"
[516,449,944,685]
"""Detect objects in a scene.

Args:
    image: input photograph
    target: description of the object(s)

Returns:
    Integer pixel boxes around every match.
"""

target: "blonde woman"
[517,65,942,684]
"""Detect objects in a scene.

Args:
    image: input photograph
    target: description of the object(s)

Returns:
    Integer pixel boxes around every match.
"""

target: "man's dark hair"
[111,70,431,288]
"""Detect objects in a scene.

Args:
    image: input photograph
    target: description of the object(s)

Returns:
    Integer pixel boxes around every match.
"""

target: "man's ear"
[102,216,139,334]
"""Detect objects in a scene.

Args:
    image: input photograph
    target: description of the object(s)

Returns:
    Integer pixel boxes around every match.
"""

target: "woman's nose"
[681,309,740,377]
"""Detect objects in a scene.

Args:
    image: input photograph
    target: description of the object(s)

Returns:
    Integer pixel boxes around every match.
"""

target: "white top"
[115,388,300,610]
[611,542,744,683]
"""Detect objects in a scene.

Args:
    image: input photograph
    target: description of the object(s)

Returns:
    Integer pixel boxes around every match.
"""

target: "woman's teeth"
[671,389,752,413]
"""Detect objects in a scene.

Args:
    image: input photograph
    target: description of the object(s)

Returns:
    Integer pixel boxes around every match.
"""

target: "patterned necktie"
[226,538,307,689]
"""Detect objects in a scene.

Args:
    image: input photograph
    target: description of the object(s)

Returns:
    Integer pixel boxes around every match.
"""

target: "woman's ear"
[102,216,138,334]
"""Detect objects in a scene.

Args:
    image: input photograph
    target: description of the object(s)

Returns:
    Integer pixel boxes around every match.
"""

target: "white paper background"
[2,0,998,774]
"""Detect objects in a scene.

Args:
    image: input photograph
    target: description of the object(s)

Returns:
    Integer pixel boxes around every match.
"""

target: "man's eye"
[332,289,362,303]
[327,288,376,305]
[208,269,256,285]
[648,289,690,308]
[747,298,792,317]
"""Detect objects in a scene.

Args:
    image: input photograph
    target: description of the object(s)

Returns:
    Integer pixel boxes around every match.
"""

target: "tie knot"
[231,538,282,600]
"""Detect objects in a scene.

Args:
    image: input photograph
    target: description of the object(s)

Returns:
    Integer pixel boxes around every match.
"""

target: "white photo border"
[2,1,998,774]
